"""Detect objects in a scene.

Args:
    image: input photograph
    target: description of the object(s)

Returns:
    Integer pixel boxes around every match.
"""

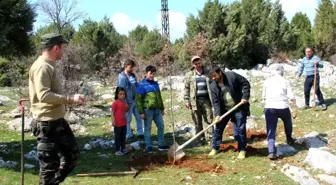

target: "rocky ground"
[1,60,336,184]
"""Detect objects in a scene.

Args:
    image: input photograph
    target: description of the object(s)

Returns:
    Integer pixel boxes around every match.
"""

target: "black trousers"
[114,125,127,151]
[304,74,325,106]
[32,118,80,185]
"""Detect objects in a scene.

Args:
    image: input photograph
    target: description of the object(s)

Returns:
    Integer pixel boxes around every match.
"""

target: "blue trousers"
[126,101,144,138]
[143,109,166,149]
[264,108,293,153]
[212,111,247,151]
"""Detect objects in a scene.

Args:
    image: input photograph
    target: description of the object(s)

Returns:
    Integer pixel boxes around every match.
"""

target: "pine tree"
[185,0,227,39]
[0,0,36,56]
[314,0,336,58]
[266,0,292,54]
[291,12,313,58]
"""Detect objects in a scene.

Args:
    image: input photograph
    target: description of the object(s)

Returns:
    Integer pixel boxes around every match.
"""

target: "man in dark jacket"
[208,67,250,159]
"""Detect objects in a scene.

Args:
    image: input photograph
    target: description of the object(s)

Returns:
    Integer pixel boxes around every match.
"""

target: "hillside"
[0,61,336,185]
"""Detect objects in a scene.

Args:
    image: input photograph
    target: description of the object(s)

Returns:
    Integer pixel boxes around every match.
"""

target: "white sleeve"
[262,80,267,103]
[286,80,294,100]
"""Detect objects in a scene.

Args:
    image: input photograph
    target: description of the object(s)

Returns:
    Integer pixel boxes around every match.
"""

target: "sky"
[33,0,319,41]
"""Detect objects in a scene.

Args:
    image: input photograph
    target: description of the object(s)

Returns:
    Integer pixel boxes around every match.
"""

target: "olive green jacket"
[183,67,213,110]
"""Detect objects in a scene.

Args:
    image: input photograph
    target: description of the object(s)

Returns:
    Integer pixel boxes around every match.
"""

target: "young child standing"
[135,65,168,153]
[111,87,129,156]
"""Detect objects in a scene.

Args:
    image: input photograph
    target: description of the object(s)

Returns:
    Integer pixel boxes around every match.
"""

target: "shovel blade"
[168,142,185,161]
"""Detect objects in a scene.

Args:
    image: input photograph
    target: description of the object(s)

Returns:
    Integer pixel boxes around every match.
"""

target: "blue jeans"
[264,108,293,153]
[126,101,144,138]
[212,111,247,151]
[143,109,166,149]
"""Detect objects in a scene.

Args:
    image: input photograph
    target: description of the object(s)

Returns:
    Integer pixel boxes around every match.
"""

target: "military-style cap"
[41,33,68,48]
[191,55,201,63]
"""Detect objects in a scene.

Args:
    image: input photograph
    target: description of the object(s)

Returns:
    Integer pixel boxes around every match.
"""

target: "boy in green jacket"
[136,65,168,153]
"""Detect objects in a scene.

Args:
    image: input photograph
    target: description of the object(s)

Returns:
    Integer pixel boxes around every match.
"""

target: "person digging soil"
[208,67,251,159]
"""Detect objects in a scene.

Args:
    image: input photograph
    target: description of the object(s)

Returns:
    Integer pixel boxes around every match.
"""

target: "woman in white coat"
[262,63,296,160]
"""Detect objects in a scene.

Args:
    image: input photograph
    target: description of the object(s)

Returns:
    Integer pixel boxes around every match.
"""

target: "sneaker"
[146,146,154,153]
[122,148,129,154]
[158,145,169,151]
[126,135,135,141]
[287,138,296,146]
[195,142,204,147]
[195,140,207,147]
[267,153,277,160]
[208,149,219,157]
[237,151,246,159]
[200,139,208,146]
[303,105,310,110]
[115,151,124,156]
[321,104,327,111]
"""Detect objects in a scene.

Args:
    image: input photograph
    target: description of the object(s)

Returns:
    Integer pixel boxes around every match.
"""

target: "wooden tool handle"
[177,102,243,151]
[77,171,136,177]
[313,63,317,107]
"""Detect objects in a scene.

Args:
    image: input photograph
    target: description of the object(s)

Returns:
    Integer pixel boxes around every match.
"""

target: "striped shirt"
[298,56,323,77]
[195,73,209,98]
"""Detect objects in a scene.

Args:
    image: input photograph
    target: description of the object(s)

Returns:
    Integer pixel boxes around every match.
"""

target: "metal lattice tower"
[161,0,170,39]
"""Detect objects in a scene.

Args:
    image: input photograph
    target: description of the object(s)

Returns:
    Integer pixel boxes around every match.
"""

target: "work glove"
[213,116,221,124]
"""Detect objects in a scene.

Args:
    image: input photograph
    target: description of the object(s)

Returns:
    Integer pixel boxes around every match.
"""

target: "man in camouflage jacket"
[184,56,213,145]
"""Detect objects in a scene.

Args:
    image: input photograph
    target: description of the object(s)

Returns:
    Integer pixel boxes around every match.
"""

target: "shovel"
[77,167,139,178]
[168,102,243,161]
[19,99,29,185]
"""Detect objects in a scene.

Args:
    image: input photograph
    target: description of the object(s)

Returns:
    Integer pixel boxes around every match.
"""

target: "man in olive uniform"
[29,33,85,185]
[184,56,213,145]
